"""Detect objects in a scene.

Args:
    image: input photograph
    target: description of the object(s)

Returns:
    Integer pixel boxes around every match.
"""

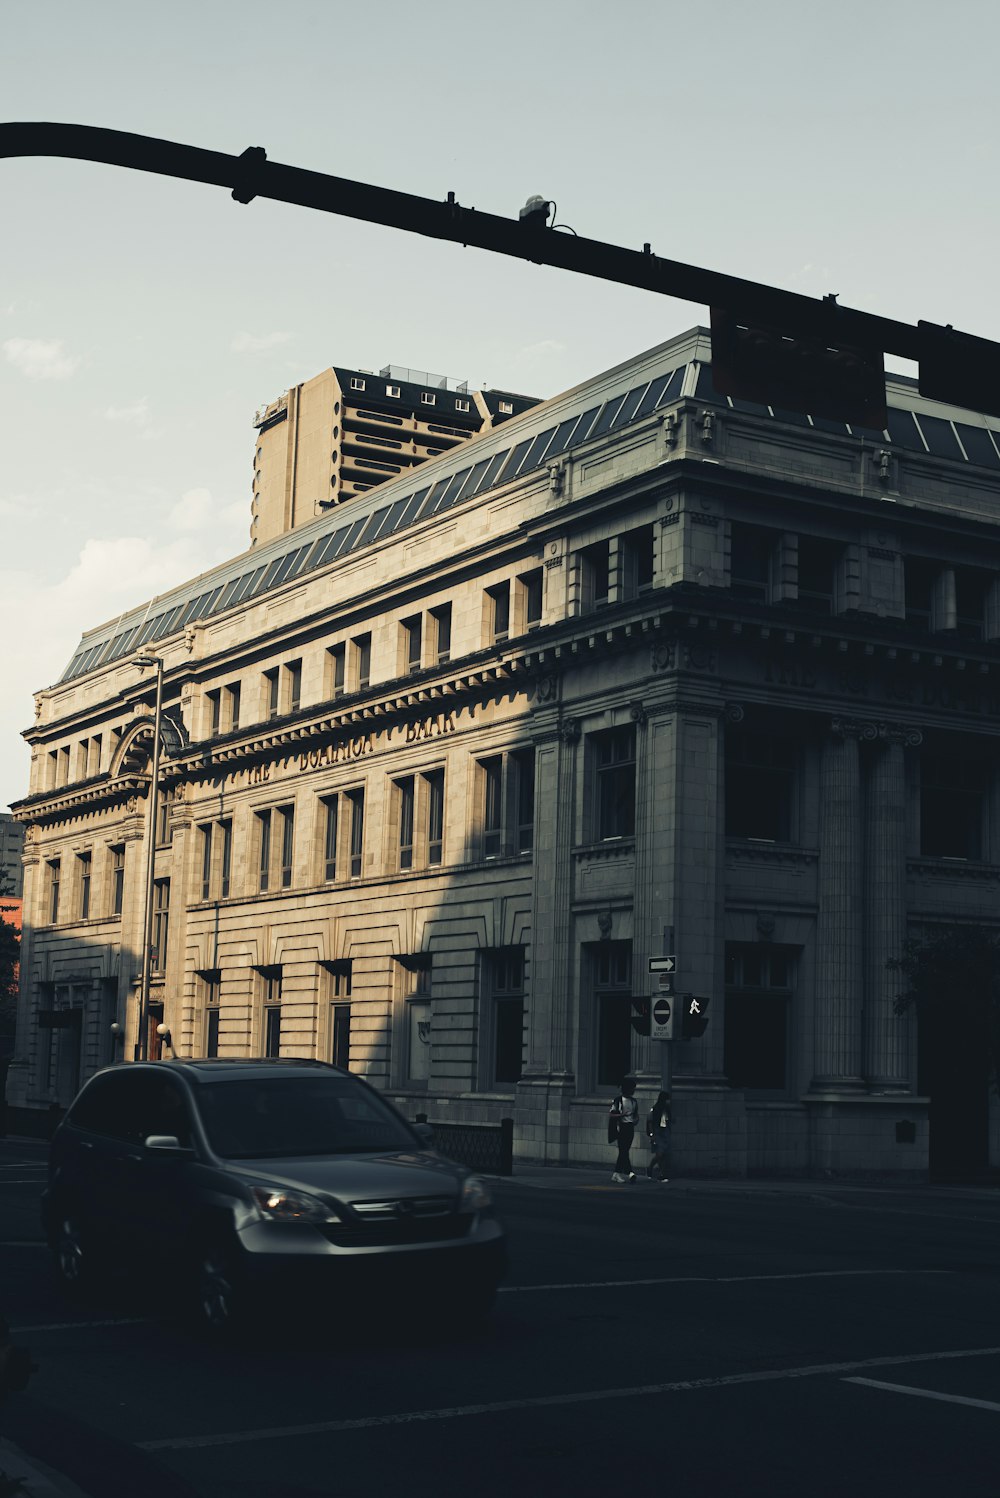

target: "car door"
[120,1071,198,1271]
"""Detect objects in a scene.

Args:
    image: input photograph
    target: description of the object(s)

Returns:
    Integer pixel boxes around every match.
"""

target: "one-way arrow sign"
[649,956,676,973]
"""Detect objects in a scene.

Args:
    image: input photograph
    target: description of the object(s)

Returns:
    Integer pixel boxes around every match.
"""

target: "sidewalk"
[500,1161,1000,1202]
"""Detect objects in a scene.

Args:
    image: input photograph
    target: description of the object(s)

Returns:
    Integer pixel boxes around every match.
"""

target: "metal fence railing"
[415,1115,514,1176]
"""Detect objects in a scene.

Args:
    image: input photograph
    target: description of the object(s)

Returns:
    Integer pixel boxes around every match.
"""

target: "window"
[327,962,353,1069]
[207,689,221,737]
[592,942,633,1088]
[402,616,423,675]
[353,633,372,690]
[200,823,213,901]
[519,569,543,631]
[220,819,232,898]
[499,401,513,415]
[279,805,295,888]
[488,582,511,644]
[156,790,172,846]
[202,972,221,1058]
[478,748,534,857]
[402,960,432,1084]
[580,541,611,610]
[386,384,400,398]
[425,769,444,865]
[921,753,987,860]
[322,796,339,881]
[48,859,60,923]
[59,746,70,786]
[484,949,525,1087]
[455,398,471,413]
[725,728,794,842]
[795,537,840,614]
[432,603,452,664]
[350,377,366,391]
[256,809,272,892]
[956,568,989,641]
[110,845,125,916]
[348,789,365,878]
[724,946,794,1092]
[226,683,241,732]
[78,852,91,920]
[261,968,282,1057]
[730,523,776,603]
[420,392,436,406]
[328,643,346,698]
[621,526,655,599]
[264,668,280,721]
[152,879,170,972]
[595,727,636,840]
[904,557,936,632]
[397,776,415,869]
[286,660,302,713]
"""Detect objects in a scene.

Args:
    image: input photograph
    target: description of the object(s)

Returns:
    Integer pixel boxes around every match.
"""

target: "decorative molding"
[660,511,681,527]
[727,841,819,868]
[597,908,614,939]
[867,547,896,561]
[724,702,745,724]
[559,718,581,746]
[629,701,648,728]
[830,717,921,747]
[573,838,636,863]
[682,645,717,672]
[907,857,1000,883]
[756,913,776,941]
[689,513,719,528]
[533,673,560,704]
[651,642,675,672]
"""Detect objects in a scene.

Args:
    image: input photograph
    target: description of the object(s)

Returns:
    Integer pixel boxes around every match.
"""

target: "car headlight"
[458,1176,492,1212]
[245,1183,341,1223]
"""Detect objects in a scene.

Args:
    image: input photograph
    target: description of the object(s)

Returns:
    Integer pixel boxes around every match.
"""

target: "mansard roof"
[58,327,1000,686]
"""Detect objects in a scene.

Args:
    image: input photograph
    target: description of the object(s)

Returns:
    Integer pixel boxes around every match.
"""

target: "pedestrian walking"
[608,1076,640,1182]
[646,1089,672,1182]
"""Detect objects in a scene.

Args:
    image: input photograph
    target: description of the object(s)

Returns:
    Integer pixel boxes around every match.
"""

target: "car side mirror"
[144,1134,192,1155]
[413,1121,434,1147]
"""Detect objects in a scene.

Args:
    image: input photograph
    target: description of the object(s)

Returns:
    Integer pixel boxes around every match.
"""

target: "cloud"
[231,330,292,354]
[2,337,80,381]
[167,488,246,534]
[105,397,150,425]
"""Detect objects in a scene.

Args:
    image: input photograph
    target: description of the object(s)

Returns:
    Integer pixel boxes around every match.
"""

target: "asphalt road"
[3,1136,1000,1498]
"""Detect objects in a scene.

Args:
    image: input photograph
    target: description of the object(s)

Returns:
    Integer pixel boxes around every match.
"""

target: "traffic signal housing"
[680,994,710,1041]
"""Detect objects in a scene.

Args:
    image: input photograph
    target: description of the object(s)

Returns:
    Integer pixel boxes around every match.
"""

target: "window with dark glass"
[200,823,213,900]
[203,973,221,1058]
[152,879,170,972]
[354,633,372,690]
[513,748,535,851]
[329,961,352,1070]
[349,789,365,878]
[110,845,125,916]
[904,557,936,632]
[425,769,444,865]
[432,603,452,664]
[329,643,346,698]
[520,568,543,630]
[78,852,91,920]
[488,582,511,643]
[487,949,525,1086]
[279,805,295,888]
[287,660,302,713]
[581,541,611,610]
[322,796,338,880]
[730,523,775,603]
[262,969,282,1057]
[482,756,503,857]
[208,689,221,737]
[257,809,272,891]
[403,615,422,674]
[397,776,415,869]
[156,790,172,846]
[795,537,840,614]
[48,859,60,923]
[263,669,279,720]
[220,820,232,898]
[227,682,241,732]
[724,945,794,1091]
[955,568,990,641]
[593,942,633,1088]
[596,727,636,840]
[725,728,795,842]
[622,525,655,599]
[921,753,987,860]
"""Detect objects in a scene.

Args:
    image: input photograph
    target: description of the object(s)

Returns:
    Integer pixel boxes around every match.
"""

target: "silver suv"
[43,1059,506,1332]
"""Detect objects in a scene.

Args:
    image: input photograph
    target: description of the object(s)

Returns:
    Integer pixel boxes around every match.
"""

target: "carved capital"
[830,717,879,742]
[724,702,745,724]
[629,701,648,728]
[559,718,581,746]
[876,721,923,748]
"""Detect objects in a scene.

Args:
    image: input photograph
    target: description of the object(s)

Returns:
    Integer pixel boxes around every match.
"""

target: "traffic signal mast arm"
[6,118,995,409]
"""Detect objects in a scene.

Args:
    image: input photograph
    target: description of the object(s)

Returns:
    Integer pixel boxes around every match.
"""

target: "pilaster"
[864,727,920,1091]
[811,719,866,1090]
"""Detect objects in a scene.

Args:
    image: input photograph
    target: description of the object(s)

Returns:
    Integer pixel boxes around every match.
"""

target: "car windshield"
[194,1075,418,1160]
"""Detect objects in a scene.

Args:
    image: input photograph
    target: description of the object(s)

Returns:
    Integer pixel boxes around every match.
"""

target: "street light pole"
[134,653,164,1062]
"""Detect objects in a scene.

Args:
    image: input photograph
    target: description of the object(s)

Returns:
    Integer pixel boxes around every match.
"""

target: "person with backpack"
[646,1089,672,1182]
[608,1076,640,1182]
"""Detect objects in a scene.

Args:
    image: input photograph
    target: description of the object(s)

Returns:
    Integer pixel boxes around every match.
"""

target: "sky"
[3,0,1000,806]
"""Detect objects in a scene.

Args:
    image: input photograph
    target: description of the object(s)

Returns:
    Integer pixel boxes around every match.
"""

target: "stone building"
[8,325,1000,1177]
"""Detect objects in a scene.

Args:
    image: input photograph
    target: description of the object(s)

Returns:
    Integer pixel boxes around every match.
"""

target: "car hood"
[229,1151,464,1205]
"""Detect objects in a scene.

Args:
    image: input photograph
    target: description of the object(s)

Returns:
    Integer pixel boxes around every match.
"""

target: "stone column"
[864,728,919,1091]
[812,720,867,1090]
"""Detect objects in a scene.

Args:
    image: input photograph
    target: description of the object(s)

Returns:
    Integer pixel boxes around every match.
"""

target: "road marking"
[0,1241,47,1248]
[11,1317,147,1333]
[0,1162,47,1170]
[500,1268,951,1293]
[138,1343,1000,1451]
[0,1179,47,1185]
[844,1377,1000,1413]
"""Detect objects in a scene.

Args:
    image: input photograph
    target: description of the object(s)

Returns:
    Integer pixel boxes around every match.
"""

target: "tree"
[889,925,1000,1089]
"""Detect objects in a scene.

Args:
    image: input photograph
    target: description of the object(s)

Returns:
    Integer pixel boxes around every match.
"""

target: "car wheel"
[52,1215,90,1295]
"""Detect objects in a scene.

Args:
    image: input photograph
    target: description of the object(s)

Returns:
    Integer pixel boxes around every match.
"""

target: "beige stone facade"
[9,326,1000,1177]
